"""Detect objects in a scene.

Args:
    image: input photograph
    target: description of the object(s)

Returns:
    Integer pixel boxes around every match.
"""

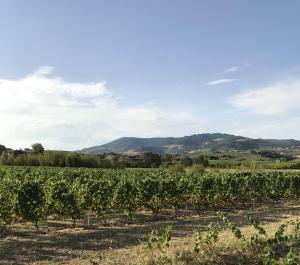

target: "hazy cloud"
[206,78,237,85]
[224,66,239,73]
[0,67,204,150]
[232,117,300,140]
[230,79,300,115]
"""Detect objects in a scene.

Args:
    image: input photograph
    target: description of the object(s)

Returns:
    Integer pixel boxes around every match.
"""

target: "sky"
[1,0,300,150]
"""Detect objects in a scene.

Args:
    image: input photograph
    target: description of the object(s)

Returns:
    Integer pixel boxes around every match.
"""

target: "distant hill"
[81,133,300,155]
[0,145,6,152]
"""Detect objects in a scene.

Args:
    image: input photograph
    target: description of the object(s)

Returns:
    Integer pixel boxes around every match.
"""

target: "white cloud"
[206,78,237,85]
[0,67,204,150]
[232,117,300,140]
[35,65,55,75]
[231,80,300,115]
[224,66,239,73]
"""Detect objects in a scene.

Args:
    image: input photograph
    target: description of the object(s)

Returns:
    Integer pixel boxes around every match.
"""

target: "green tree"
[193,155,209,167]
[181,156,193,167]
[142,152,161,168]
[65,152,82,167]
[31,143,45,154]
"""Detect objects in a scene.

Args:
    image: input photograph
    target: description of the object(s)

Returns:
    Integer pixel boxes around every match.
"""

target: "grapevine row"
[0,167,299,229]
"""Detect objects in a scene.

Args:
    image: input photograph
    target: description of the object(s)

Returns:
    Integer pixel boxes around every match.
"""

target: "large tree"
[142,152,161,168]
[31,143,45,154]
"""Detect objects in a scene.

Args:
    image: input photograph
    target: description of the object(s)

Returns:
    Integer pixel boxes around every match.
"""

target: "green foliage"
[142,152,161,168]
[185,164,205,175]
[88,178,115,221]
[65,153,82,167]
[288,220,300,240]
[137,177,164,218]
[217,213,300,264]
[282,248,300,265]
[0,150,162,168]
[17,182,45,230]
[147,225,173,254]
[48,179,82,226]
[181,156,193,167]
[113,175,138,219]
[193,222,220,254]
[193,155,209,167]
[272,223,289,244]
[263,245,277,265]
[0,179,16,228]
[217,212,246,242]
[246,215,267,246]
[31,143,45,154]
[0,167,299,231]
[247,215,267,236]
[204,222,220,245]
[0,166,298,265]
[168,163,185,173]
[193,226,202,254]
[148,215,300,264]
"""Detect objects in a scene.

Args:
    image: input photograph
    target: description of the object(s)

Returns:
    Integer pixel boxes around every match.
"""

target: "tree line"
[0,143,210,169]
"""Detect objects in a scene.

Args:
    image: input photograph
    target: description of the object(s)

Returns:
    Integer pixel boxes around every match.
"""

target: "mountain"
[0,145,6,152]
[81,133,300,155]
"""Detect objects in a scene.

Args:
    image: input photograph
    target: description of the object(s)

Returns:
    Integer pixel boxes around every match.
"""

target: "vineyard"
[0,166,299,264]
[0,166,300,229]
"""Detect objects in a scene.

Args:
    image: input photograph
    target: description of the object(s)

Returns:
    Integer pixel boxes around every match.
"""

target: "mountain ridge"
[81,133,300,155]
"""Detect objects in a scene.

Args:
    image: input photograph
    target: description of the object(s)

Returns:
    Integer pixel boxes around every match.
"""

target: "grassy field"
[0,200,299,265]
[205,150,300,170]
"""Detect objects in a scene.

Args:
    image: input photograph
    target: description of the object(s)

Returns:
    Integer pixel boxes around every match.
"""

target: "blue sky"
[1,0,300,150]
